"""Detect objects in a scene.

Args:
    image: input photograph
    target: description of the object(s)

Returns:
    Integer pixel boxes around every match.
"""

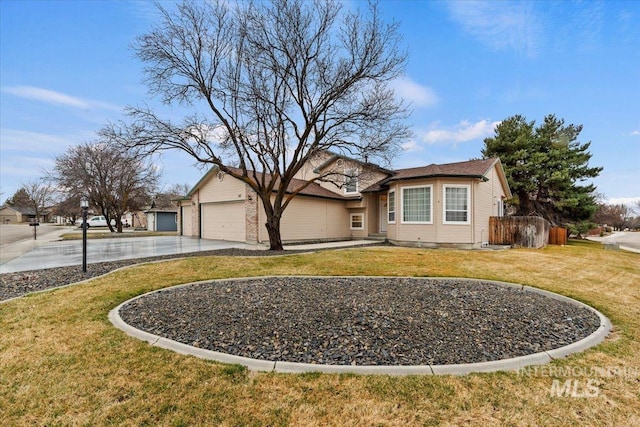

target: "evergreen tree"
[4,188,31,207]
[482,114,602,225]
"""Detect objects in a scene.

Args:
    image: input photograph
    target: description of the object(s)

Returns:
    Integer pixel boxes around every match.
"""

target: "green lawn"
[1,241,638,426]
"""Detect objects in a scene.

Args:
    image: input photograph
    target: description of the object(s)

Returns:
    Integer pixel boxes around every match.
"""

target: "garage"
[146,209,178,232]
[201,201,246,241]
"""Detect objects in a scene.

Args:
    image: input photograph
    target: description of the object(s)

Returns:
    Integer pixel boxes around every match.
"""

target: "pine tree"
[482,114,602,225]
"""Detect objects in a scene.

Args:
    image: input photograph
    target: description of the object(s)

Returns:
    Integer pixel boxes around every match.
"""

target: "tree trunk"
[265,214,284,251]
[516,191,533,216]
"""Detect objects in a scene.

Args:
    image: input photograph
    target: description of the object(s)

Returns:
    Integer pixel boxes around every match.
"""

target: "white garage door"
[201,202,246,241]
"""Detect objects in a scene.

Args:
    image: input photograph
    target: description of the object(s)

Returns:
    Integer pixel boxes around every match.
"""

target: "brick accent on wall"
[245,186,259,242]
[192,191,200,237]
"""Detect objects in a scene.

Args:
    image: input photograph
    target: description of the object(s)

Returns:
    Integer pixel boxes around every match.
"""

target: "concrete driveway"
[0,233,264,274]
[587,231,640,253]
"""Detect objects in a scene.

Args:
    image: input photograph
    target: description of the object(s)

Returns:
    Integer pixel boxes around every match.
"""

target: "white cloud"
[630,130,640,136]
[401,139,423,153]
[2,86,121,111]
[446,1,541,57]
[418,119,500,145]
[391,78,439,108]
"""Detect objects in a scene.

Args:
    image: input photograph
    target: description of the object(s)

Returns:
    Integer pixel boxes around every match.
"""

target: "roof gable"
[312,150,393,176]
[362,158,511,197]
[390,158,499,181]
[187,166,358,201]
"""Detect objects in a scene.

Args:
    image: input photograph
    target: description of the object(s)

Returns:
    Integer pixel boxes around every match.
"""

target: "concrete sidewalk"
[0,233,379,274]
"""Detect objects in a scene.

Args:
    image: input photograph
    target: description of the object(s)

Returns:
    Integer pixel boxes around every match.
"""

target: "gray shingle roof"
[362,158,500,192]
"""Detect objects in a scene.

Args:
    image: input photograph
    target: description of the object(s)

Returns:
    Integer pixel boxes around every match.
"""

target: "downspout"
[198,202,202,239]
[471,180,475,247]
[180,205,184,236]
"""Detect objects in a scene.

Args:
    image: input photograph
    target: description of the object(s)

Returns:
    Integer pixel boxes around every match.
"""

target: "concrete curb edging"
[109,276,613,376]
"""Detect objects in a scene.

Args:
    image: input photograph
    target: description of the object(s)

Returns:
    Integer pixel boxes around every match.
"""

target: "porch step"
[367,233,387,241]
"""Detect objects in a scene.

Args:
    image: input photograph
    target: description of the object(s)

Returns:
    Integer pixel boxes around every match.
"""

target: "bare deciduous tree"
[165,183,191,199]
[14,179,56,223]
[103,0,409,250]
[53,142,160,232]
[594,203,633,230]
[51,194,83,225]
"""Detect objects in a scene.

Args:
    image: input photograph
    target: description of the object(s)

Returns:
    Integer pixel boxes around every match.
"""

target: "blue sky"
[1,0,638,207]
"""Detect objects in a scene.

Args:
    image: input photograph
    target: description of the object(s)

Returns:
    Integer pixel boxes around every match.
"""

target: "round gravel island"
[115,277,607,371]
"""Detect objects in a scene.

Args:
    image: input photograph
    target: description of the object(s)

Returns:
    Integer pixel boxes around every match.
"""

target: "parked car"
[80,215,115,228]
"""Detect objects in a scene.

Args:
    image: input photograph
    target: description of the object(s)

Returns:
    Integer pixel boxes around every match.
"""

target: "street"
[0,223,75,245]
[587,231,640,253]
[0,224,75,265]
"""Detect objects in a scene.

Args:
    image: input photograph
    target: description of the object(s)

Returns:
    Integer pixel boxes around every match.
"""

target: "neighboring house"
[178,151,511,248]
[145,208,178,232]
[0,205,50,224]
[128,211,147,229]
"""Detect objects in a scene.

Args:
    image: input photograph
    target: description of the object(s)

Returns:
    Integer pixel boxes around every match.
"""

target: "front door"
[379,195,387,233]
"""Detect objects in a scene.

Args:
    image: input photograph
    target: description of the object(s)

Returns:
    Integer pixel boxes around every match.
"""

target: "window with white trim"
[350,213,364,230]
[344,168,358,194]
[443,185,470,224]
[388,190,396,223]
[402,185,432,223]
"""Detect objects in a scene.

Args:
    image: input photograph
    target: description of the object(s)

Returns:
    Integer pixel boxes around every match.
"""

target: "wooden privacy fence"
[548,227,568,245]
[489,216,551,248]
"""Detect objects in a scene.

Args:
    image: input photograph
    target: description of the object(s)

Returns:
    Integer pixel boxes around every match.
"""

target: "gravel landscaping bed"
[0,248,306,302]
[118,277,601,366]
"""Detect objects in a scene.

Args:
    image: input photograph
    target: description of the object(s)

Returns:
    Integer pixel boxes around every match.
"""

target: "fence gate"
[549,227,568,245]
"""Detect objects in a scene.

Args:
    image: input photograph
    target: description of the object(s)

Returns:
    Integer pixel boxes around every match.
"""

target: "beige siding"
[198,172,247,203]
[258,195,350,242]
[436,178,474,244]
[180,204,193,236]
[473,172,495,244]
[201,201,246,241]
